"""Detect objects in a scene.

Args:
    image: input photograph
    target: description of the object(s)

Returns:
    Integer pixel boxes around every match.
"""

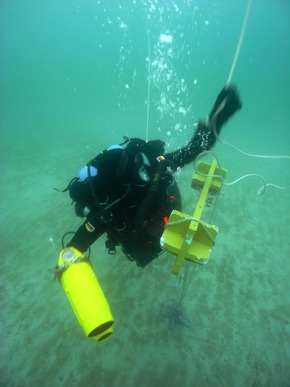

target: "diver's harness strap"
[55,256,92,282]
[53,177,79,193]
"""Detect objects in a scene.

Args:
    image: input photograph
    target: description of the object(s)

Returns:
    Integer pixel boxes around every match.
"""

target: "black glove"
[208,84,242,134]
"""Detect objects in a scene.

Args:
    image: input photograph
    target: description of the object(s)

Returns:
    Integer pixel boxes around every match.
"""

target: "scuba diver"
[60,85,242,268]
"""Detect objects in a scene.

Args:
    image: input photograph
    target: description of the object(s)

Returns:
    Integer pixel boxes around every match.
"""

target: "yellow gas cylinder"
[57,247,114,341]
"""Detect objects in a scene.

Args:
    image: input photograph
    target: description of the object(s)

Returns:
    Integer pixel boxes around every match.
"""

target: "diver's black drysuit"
[65,85,242,267]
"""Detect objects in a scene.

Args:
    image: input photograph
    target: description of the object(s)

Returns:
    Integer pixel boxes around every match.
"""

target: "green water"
[1,1,290,386]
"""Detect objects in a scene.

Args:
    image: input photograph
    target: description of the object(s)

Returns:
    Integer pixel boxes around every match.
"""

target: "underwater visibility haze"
[0,0,290,386]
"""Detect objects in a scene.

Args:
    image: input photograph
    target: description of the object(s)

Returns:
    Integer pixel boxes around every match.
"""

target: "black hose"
[61,231,91,259]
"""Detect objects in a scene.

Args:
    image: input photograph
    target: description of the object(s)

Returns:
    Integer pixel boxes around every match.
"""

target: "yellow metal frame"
[161,159,227,275]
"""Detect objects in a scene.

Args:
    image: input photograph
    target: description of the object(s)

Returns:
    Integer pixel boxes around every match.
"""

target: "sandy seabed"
[1,135,290,387]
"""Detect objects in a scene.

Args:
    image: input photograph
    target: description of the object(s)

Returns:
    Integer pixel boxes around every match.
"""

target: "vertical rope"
[227,0,252,85]
[178,261,195,305]
[145,22,151,142]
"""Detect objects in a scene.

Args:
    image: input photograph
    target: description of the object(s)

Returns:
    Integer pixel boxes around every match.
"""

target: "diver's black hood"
[125,138,165,166]
[88,138,167,187]
[144,140,166,165]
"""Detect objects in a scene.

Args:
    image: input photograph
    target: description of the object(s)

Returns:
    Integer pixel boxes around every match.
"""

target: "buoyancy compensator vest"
[61,137,167,220]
